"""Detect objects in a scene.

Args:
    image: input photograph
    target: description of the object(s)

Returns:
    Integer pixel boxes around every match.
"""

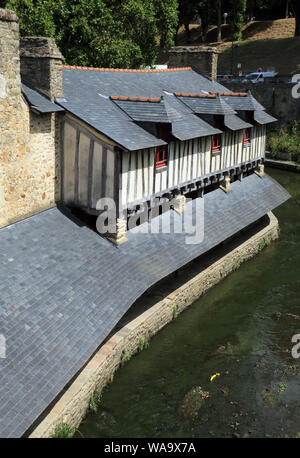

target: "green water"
[77,169,300,438]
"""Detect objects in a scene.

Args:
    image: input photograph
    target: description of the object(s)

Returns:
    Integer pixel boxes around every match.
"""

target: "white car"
[246,72,276,83]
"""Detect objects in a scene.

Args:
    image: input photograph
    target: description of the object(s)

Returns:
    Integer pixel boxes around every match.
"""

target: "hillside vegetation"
[158,18,300,75]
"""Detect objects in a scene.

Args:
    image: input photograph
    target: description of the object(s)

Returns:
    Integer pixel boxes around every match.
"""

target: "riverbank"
[29,211,279,438]
[265,158,300,173]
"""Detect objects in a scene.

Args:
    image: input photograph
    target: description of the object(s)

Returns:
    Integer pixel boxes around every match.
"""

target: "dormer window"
[156,123,169,169]
[212,115,222,153]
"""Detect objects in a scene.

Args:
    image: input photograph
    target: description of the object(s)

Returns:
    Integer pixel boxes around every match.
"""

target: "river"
[76,168,300,438]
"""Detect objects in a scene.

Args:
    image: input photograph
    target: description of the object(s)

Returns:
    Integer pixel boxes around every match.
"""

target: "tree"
[197,0,213,43]
[176,0,199,44]
[290,0,300,36]
[216,0,222,42]
[6,0,179,68]
[230,0,247,41]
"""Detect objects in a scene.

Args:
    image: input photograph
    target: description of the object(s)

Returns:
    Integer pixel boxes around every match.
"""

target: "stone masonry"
[0,9,63,229]
[169,46,219,80]
[20,37,63,101]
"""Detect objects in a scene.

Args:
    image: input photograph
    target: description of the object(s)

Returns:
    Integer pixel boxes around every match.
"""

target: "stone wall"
[226,82,300,125]
[29,211,279,438]
[0,9,62,229]
[169,46,218,80]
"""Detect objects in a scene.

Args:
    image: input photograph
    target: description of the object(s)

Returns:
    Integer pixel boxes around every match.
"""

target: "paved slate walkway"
[0,173,290,437]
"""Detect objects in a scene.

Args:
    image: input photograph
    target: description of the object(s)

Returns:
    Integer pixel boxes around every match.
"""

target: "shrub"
[267,122,300,163]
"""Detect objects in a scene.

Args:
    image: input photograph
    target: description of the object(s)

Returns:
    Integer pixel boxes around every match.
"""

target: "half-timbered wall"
[62,116,266,211]
[121,125,266,206]
[62,118,117,210]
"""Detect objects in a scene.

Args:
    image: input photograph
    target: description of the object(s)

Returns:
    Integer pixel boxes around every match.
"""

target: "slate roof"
[0,173,290,437]
[56,68,230,150]
[163,91,221,140]
[22,84,64,114]
[54,67,275,149]
[254,110,278,125]
[112,99,169,123]
[224,114,253,131]
[221,91,266,111]
[177,93,236,115]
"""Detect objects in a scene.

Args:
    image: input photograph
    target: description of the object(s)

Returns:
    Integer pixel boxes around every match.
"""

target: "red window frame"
[244,111,253,146]
[212,115,222,153]
[156,123,168,168]
[244,128,251,145]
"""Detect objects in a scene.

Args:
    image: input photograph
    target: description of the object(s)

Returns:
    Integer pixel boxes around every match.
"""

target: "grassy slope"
[157,18,300,75]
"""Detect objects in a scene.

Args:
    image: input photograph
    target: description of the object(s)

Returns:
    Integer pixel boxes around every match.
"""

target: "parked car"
[217,74,233,83]
[246,71,277,83]
[229,75,251,83]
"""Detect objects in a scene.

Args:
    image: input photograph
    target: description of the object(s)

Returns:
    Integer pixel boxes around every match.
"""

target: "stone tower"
[168,46,219,80]
[0,8,63,229]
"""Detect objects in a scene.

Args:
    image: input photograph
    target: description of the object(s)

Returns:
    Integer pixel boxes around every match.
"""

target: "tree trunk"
[199,11,208,43]
[295,15,300,36]
[174,23,180,46]
[291,0,300,36]
[285,0,289,18]
[184,23,191,44]
[217,0,222,42]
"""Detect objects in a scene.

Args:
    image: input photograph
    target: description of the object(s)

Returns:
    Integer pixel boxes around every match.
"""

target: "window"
[155,123,169,168]
[244,128,251,145]
[244,111,253,146]
[212,115,222,153]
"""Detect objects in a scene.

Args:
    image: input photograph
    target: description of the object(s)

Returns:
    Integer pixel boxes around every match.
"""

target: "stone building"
[0,8,63,230]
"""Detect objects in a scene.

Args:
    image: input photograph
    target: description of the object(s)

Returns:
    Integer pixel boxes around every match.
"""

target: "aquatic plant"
[178,386,210,421]
[278,381,287,394]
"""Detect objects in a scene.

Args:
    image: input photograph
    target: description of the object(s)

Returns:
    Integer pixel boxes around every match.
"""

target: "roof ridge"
[210,91,248,97]
[62,65,192,73]
[174,92,216,99]
[110,96,161,102]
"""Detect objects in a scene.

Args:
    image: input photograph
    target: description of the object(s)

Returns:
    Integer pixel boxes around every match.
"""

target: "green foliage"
[6,0,178,68]
[139,337,149,351]
[233,261,241,271]
[267,122,300,164]
[173,304,178,319]
[7,0,56,37]
[278,381,287,393]
[120,349,131,365]
[53,422,75,438]
[258,239,267,252]
[89,389,102,413]
[230,0,247,41]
